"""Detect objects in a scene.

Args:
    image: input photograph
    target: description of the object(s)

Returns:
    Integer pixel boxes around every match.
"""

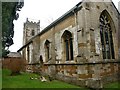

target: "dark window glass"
[31,30,35,36]
[45,40,50,61]
[46,45,49,59]
[70,38,73,60]
[65,40,69,61]
[109,31,115,59]
[62,31,74,61]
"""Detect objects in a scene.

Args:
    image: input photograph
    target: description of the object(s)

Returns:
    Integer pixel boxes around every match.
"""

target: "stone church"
[18,0,120,88]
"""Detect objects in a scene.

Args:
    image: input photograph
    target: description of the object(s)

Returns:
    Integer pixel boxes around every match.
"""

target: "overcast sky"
[9,0,119,52]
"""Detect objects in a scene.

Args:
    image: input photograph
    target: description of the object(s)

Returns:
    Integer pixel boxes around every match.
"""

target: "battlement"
[26,18,40,25]
[23,18,40,45]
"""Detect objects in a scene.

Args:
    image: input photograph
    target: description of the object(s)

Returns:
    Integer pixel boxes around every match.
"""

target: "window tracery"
[99,10,115,59]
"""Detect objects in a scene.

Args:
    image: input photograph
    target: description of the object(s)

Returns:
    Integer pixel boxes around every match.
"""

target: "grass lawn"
[103,82,120,88]
[2,69,86,89]
[1,69,120,89]
[0,69,2,89]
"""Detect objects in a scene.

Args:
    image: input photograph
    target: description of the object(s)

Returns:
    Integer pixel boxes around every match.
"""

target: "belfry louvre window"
[31,30,35,36]
[99,10,115,59]
[62,30,73,61]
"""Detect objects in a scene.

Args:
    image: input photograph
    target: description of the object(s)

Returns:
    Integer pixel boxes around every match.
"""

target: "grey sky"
[9,0,119,52]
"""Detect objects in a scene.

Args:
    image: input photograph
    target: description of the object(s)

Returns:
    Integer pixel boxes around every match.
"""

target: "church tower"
[23,18,40,45]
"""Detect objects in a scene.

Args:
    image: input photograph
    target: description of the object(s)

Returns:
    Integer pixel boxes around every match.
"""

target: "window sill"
[65,60,76,64]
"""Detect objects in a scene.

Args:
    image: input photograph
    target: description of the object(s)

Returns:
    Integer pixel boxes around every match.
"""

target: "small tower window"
[31,30,35,36]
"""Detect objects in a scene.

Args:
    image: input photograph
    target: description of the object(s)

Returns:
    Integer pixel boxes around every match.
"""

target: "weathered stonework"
[25,62,119,88]
[18,0,120,89]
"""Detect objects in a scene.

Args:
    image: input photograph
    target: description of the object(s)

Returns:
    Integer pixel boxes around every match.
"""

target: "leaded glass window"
[99,11,115,59]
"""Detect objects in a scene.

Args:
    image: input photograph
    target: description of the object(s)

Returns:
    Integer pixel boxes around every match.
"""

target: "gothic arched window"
[62,30,73,61]
[99,10,115,59]
[45,40,50,61]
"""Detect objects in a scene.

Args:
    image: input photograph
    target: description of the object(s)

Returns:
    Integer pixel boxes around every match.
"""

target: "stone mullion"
[102,28,106,59]
[103,26,107,59]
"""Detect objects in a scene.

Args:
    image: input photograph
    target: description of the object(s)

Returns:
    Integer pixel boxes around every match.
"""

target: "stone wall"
[25,61,119,88]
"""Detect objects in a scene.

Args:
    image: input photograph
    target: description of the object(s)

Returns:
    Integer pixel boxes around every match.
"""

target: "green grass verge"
[2,69,86,88]
[104,82,120,88]
[0,69,2,89]
[2,69,120,89]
